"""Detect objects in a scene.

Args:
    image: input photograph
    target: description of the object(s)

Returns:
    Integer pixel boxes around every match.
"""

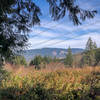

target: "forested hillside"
[22,48,84,61]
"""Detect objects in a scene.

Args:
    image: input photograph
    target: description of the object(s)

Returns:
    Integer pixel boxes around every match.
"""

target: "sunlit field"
[0,0,100,100]
[0,64,100,100]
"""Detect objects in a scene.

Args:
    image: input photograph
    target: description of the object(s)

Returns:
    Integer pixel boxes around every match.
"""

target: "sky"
[28,0,100,49]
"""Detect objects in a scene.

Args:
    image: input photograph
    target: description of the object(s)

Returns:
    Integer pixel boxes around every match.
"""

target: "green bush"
[0,68,9,86]
[43,56,52,64]
[29,55,44,69]
[0,67,99,100]
[11,56,27,66]
[30,56,60,69]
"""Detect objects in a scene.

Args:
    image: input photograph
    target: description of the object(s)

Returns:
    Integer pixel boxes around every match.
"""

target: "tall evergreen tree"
[86,37,97,51]
[93,42,97,49]
[64,47,73,67]
[81,37,97,66]
[95,48,100,65]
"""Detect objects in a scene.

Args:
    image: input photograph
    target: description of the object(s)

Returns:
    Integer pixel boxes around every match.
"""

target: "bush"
[0,68,9,85]
[30,56,60,69]
[29,55,44,69]
[43,56,52,64]
[0,67,100,100]
[11,56,27,66]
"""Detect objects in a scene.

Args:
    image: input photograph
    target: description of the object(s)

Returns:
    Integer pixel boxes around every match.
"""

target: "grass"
[0,64,100,100]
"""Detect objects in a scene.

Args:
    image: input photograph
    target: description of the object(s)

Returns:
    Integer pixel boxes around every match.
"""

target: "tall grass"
[0,64,100,100]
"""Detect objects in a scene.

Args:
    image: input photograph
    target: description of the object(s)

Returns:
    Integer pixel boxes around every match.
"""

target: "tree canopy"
[47,0,97,25]
[0,0,41,60]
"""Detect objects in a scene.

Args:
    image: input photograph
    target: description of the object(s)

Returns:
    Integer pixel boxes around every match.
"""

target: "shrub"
[29,55,44,69]
[43,56,52,64]
[11,56,27,66]
[0,67,100,100]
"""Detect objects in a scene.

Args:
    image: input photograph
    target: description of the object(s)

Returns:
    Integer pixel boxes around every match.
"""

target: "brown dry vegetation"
[0,63,100,100]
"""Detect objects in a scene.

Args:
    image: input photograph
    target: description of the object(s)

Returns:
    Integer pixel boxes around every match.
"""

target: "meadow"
[0,64,100,100]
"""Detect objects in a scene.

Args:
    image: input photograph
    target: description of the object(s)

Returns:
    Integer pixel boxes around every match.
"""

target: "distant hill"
[22,48,84,61]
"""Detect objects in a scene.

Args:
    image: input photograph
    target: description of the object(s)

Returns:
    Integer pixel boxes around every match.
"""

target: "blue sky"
[28,0,100,49]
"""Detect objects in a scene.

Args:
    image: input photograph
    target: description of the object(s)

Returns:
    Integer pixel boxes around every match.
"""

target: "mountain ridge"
[22,48,84,61]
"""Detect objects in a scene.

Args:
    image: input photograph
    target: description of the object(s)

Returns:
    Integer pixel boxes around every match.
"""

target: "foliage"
[46,0,97,25]
[12,56,27,66]
[0,68,10,86]
[0,56,3,67]
[30,55,44,69]
[53,56,60,62]
[0,0,41,61]
[0,67,100,100]
[95,48,100,65]
[43,56,52,64]
[86,37,97,51]
[80,37,97,66]
[30,56,61,69]
[64,47,73,67]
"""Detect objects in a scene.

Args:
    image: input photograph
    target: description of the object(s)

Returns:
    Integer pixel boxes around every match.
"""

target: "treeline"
[2,54,60,69]
[80,37,100,67]
[1,37,100,69]
[64,37,100,67]
[29,37,100,68]
[0,56,27,67]
[29,56,59,69]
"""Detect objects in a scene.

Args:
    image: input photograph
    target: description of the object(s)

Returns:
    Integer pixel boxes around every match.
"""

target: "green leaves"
[81,37,97,66]
[0,0,41,62]
[46,0,97,25]
[0,67,100,100]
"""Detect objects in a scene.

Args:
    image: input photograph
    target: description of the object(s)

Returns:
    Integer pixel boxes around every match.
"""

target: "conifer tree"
[93,42,97,49]
[13,56,27,66]
[81,37,97,66]
[43,56,52,64]
[64,47,73,67]
[86,37,97,51]
[30,55,43,69]
[95,48,100,65]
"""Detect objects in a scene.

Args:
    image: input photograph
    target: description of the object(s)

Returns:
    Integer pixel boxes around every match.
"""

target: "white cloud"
[30,28,59,38]
[28,32,100,49]
[31,17,100,39]
[28,9,100,50]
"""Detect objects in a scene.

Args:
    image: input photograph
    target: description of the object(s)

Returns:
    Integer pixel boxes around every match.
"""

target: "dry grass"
[4,63,100,76]
[0,63,100,100]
